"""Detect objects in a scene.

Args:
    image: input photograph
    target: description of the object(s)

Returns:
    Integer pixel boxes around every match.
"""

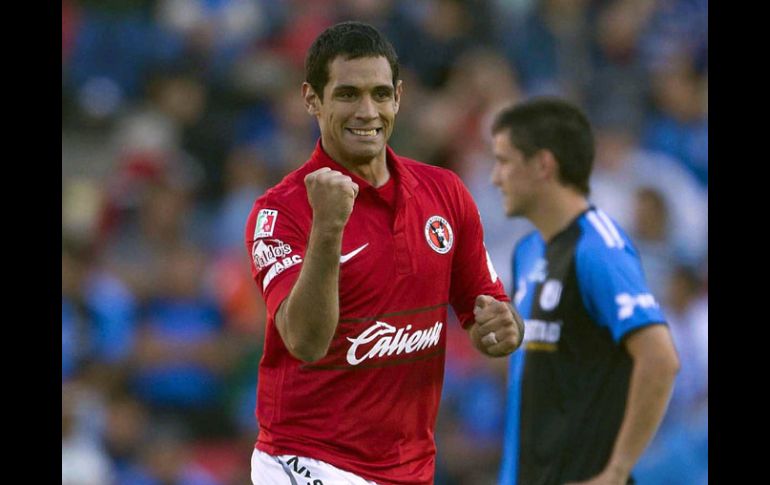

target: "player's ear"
[393,79,403,114]
[302,82,321,116]
[536,149,559,182]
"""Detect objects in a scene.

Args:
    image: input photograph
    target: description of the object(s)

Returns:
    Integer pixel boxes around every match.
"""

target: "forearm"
[605,357,678,477]
[279,224,343,362]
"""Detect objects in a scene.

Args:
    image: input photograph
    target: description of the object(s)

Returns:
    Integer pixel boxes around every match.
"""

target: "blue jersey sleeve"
[575,237,666,343]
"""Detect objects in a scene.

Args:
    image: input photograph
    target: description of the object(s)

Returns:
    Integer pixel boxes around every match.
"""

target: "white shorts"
[250,448,380,485]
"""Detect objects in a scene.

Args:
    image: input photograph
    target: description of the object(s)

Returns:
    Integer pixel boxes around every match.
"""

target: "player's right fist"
[304,167,359,231]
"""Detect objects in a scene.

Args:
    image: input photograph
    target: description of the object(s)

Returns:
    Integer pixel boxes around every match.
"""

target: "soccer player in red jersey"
[245,21,525,485]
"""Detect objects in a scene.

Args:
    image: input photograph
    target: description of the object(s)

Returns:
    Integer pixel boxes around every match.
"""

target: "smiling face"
[491,131,542,218]
[304,55,402,169]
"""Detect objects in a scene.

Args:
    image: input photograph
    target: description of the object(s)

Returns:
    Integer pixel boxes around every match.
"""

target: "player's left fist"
[473,295,524,357]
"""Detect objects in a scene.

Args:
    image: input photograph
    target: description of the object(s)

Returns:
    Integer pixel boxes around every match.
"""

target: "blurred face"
[104,399,147,454]
[491,131,541,218]
[305,56,401,167]
[633,189,668,240]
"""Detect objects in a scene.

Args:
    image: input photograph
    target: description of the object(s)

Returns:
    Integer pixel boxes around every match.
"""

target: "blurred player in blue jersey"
[489,98,680,485]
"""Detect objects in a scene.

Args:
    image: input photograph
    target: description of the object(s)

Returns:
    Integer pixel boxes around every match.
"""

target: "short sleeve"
[245,196,309,319]
[576,240,667,342]
[449,176,510,329]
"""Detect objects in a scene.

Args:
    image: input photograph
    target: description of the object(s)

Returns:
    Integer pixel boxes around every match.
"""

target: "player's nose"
[490,163,502,187]
[355,94,378,120]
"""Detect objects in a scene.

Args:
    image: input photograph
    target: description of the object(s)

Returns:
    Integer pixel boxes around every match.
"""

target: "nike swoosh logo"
[340,243,369,264]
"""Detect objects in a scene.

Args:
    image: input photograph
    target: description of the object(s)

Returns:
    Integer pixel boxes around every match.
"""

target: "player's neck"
[347,157,390,188]
[326,146,391,188]
[531,189,589,243]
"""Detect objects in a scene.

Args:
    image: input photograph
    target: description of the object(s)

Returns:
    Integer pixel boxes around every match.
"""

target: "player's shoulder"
[399,157,473,214]
[512,229,544,262]
[247,165,312,228]
[399,156,464,186]
[257,166,307,202]
[575,207,638,262]
[254,166,309,209]
[516,230,544,253]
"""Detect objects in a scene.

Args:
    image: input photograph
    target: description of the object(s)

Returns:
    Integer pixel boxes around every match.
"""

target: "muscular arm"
[568,324,679,484]
[274,167,358,363]
[276,224,344,362]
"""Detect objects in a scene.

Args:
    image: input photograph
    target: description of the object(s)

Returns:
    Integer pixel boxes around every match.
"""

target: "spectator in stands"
[128,243,241,439]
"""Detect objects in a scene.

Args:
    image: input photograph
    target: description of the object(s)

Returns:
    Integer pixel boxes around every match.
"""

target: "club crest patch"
[254,209,278,239]
[425,215,454,254]
[539,279,563,311]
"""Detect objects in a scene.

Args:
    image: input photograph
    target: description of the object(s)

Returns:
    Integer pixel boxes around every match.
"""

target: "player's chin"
[347,143,384,162]
[505,200,527,218]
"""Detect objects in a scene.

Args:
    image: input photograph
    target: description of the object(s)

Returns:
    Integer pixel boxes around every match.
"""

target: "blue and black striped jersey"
[499,207,666,485]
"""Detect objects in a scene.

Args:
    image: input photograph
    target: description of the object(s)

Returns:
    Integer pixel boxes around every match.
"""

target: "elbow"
[651,351,681,382]
[661,343,681,377]
[286,338,330,363]
[634,350,680,382]
[276,306,333,363]
[294,348,328,364]
[669,351,682,377]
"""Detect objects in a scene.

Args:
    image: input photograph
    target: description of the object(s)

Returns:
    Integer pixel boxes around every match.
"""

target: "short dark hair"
[492,97,595,195]
[305,21,399,100]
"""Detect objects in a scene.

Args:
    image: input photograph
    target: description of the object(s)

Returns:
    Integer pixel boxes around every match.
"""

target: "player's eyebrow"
[333,85,360,92]
[333,84,394,94]
[372,85,394,95]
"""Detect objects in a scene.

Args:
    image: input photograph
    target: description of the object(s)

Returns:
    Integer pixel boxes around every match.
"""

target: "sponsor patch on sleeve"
[251,238,303,290]
[262,254,303,290]
[615,293,659,320]
[252,239,293,271]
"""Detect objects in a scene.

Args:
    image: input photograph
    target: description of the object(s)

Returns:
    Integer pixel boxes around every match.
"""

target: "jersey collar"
[307,139,419,205]
[545,205,594,245]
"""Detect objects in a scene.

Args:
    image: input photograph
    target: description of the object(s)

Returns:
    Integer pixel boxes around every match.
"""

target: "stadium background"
[61,0,708,483]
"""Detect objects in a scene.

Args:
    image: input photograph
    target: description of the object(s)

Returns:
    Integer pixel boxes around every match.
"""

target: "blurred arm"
[572,324,679,485]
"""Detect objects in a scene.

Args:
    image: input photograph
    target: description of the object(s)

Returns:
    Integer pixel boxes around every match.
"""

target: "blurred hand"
[473,295,523,357]
[304,167,359,231]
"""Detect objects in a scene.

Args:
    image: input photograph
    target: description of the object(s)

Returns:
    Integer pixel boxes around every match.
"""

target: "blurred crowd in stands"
[62,0,707,484]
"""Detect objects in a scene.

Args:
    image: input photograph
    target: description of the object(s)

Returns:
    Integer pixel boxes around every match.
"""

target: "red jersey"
[245,141,508,485]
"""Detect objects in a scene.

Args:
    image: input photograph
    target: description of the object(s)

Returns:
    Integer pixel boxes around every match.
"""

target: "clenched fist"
[472,295,524,357]
[304,167,360,231]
